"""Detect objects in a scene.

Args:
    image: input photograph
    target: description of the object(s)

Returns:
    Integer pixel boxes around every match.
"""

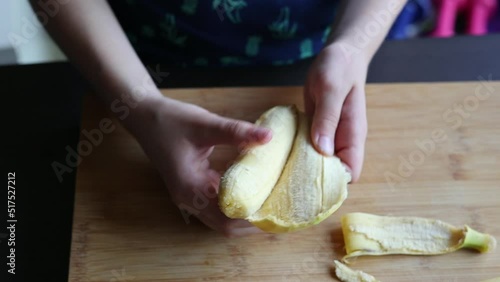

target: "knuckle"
[315,71,338,94]
[223,120,246,137]
[317,113,340,131]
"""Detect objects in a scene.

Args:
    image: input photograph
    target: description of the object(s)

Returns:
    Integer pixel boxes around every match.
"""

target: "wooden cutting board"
[69,82,500,282]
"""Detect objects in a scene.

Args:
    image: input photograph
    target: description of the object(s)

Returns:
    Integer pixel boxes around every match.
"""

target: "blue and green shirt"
[108,0,339,67]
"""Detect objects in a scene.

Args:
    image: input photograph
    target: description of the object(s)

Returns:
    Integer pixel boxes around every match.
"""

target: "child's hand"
[129,96,272,237]
[304,43,368,182]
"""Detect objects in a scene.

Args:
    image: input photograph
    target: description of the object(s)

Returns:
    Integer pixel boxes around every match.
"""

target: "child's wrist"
[326,37,372,66]
[319,41,370,68]
[118,93,171,138]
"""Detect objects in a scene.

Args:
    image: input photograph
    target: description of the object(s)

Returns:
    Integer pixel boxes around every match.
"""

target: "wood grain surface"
[69,82,500,281]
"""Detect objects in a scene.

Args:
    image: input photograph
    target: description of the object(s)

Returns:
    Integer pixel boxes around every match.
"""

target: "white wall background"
[0,0,12,50]
[0,0,66,64]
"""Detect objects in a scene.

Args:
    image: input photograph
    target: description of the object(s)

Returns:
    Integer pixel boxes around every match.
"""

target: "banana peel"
[341,212,497,262]
[248,111,349,232]
[333,260,379,282]
[219,106,350,233]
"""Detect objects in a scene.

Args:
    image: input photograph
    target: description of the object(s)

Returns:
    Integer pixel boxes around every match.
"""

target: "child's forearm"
[329,0,406,61]
[29,0,164,108]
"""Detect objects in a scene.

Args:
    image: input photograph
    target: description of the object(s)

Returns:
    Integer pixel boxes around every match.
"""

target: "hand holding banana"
[304,43,369,182]
[128,96,273,237]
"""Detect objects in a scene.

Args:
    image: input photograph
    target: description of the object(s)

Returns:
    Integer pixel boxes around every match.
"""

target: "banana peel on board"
[334,261,500,282]
[218,105,350,233]
[341,213,497,262]
[334,260,379,282]
[335,213,496,281]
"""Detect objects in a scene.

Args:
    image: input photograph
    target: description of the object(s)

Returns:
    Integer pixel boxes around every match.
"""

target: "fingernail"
[317,135,334,155]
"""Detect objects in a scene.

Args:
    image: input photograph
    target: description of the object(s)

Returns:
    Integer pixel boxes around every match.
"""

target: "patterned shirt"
[108,0,339,67]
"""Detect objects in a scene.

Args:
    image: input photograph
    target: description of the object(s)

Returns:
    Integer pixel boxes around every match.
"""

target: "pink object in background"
[432,0,498,37]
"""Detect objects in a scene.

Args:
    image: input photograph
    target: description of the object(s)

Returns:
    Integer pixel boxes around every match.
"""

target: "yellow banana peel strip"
[341,213,497,262]
[334,260,379,282]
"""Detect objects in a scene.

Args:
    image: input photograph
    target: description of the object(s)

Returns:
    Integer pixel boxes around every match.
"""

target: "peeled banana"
[248,111,349,233]
[333,260,379,282]
[219,106,350,233]
[341,212,497,262]
[219,106,298,219]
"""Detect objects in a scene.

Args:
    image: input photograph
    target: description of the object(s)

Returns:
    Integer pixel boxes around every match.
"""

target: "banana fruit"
[248,111,349,232]
[341,212,497,262]
[219,105,350,233]
[219,106,298,219]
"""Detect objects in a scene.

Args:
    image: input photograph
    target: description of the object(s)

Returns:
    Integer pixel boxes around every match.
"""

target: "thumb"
[202,115,272,146]
[311,92,344,156]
